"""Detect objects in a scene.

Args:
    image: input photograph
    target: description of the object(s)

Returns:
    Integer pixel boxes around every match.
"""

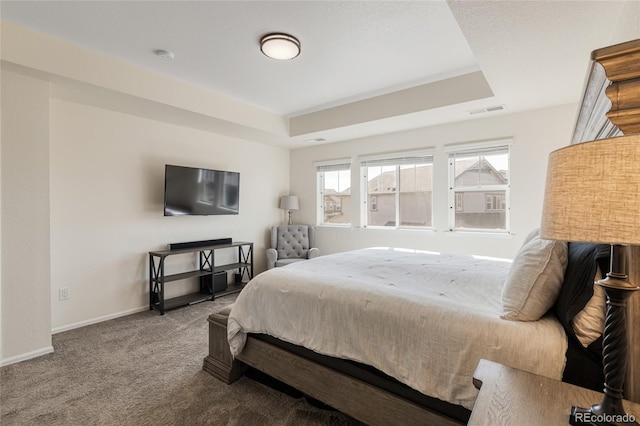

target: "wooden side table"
[469,359,640,425]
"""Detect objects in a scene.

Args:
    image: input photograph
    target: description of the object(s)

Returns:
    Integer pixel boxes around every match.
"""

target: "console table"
[469,359,640,425]
[148,241,253,315]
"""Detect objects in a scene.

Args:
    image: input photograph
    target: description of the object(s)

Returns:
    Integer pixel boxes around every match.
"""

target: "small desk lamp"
[541,135,640,425]
[279,195,299,225]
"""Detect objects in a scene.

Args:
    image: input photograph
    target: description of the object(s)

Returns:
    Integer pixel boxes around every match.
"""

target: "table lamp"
[279,195,299,225]
[541,134,640,425]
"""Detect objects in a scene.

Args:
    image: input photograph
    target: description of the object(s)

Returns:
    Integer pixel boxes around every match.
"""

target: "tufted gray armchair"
[266,225,320,269]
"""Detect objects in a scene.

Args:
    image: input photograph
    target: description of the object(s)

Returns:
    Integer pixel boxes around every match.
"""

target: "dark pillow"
[554,242,610,335]
[563,335,604,391]
[554,242,610,390]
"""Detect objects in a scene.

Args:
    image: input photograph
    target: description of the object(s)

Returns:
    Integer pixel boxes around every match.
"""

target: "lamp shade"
[279,195,299,211]
[540,134,640,245]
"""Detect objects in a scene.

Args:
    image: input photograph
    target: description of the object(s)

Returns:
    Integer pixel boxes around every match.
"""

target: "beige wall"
[290,104,576,259]
[0,71,290,364]
[1,70,53,363]
[0,30,292,364]
[49,98,289,331]
[612,1,640,43]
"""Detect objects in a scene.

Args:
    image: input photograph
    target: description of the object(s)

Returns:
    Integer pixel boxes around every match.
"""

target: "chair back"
[271,225,315,260]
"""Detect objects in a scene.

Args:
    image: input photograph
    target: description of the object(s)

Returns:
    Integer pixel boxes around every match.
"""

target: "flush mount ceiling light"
[260,33,300,60]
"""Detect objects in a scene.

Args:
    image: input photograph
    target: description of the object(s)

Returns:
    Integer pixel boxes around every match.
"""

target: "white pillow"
[572,266,606,347]
[521,227,541,246]
[501,230,568,321]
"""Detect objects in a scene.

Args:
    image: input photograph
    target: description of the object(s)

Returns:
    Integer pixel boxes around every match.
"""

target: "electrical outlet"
[59,287,70,301]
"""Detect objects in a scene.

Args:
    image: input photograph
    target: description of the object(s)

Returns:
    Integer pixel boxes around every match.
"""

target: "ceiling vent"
[154,49,175,60]
[304,137,327,143]
[468,105,506,115]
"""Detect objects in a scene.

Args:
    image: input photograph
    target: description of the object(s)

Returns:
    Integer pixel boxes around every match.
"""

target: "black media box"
[201,272,228,293]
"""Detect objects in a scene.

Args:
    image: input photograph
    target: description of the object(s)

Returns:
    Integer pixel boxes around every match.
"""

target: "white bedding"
[227,247,567,410]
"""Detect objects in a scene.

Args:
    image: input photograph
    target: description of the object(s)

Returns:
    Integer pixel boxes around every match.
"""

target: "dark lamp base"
[570,406,639,426]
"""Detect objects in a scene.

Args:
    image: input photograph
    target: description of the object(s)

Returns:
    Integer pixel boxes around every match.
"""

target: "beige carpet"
[0,295,362,425]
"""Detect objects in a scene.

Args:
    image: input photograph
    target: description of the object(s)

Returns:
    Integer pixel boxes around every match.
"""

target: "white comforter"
[227,247,567,410]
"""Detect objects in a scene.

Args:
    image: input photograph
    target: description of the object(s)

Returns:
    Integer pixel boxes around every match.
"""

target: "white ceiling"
[0,0,634,145]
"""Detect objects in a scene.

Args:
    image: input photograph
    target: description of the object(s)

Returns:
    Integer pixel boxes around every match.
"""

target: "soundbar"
[169,238,232,251]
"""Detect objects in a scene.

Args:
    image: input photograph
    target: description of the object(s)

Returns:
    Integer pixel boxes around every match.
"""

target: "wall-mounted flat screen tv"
[164,165,240,216]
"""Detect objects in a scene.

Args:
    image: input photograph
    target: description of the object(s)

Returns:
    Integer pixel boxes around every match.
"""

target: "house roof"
[453,158,508,185]
[367,165,434,193]
[364,156,506,194]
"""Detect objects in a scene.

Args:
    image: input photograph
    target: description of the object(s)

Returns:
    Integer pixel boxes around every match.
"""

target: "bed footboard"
[236,336,462,425]
[203,305,464,425]
[203,307,247,384]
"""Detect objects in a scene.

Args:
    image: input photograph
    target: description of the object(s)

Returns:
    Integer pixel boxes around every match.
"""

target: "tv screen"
[164,165,240,216]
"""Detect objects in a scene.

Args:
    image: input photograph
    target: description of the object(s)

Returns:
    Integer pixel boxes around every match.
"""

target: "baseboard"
[3,300,234,366]
[1,307,149,367]
[0,345,54,367]
[51,305,148,334]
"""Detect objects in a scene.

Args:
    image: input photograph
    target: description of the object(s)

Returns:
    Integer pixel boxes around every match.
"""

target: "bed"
[228,245,567,411]
[203,39,640,425]
[204,235,636,424]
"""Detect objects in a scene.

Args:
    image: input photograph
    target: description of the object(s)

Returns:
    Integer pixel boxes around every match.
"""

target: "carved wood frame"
[573,39,640,403]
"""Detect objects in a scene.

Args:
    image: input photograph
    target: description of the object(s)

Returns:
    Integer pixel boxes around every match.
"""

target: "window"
[360,151,433,228]
[316,160,351,226]
[485,193,506,211]
[455,193,464,212]
[447,142,510,232]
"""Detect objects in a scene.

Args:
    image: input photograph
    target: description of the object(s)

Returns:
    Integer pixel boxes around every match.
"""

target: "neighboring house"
[323,189,351,224]
[453,157,508,229]
[362,159,507,228]
[366,165,433,227]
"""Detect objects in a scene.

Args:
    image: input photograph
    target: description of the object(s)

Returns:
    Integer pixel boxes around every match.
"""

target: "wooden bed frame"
[203,39,640,424]
[204,306,463,425]
[574,39,640,403]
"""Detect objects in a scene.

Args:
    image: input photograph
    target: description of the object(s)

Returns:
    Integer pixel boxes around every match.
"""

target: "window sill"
[445,230,514,239]
[361,226,434,232]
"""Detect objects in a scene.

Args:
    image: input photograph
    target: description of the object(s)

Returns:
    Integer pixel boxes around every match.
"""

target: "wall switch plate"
[59,287,70,301]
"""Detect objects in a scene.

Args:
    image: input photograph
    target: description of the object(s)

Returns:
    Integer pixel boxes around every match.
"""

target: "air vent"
[468,105,506,115]
[304,137,327,143]
[154,49,175,60]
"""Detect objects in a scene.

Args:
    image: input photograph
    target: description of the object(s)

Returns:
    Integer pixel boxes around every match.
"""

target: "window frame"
[359,150,434,230]
[445,140,512,233]
[315,159,352,227]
